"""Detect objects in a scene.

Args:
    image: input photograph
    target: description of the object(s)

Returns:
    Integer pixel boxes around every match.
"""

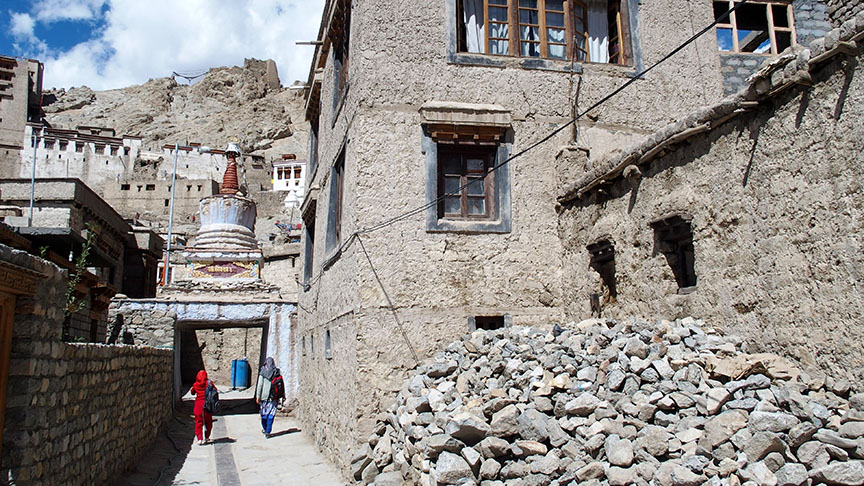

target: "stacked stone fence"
[3,343,173,485]
[1,244,174,486]
[828,0,864,27]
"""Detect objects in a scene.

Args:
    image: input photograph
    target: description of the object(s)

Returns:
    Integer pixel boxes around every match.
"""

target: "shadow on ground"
[105,392,256,485]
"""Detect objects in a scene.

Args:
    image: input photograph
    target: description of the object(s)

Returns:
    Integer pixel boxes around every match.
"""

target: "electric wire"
[296,1,754,360]
[300,0,752,293]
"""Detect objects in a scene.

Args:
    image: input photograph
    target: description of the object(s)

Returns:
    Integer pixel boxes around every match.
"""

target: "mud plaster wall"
[557,50,864,384]
[297,0,738,473]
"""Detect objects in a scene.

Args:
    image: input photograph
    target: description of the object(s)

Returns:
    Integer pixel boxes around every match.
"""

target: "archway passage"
[177,318,268,389]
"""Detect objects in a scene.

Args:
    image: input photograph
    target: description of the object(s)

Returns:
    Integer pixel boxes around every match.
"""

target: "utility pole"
[161,143,210,286]
[27,127,43,227]
[162,143,181,286]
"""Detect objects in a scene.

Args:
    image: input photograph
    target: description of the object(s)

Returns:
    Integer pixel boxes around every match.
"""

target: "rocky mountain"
[42,58,308,160]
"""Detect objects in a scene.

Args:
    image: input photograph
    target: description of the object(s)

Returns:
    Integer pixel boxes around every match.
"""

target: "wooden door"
[0,292,14,460]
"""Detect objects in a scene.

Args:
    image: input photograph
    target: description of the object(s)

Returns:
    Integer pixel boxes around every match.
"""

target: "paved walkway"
[109,388,346,486]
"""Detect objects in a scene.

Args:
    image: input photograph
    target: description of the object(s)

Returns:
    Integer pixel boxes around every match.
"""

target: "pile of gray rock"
[353,317,864,486]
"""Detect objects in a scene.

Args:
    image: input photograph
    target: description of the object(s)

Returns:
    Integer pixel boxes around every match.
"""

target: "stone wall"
[0,245,174,486]
[4,345,173,486]
[298,0,738,473]
[828,0,864,26]
[557,42,864,384]
[106,306,176,347]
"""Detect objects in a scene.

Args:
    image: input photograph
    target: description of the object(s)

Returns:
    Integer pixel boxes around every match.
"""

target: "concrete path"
[108,388,347,486]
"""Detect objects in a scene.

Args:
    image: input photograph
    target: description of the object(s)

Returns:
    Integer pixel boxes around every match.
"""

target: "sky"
[1,0,325,90]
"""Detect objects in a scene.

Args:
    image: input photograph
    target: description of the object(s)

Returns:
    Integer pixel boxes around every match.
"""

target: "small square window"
[145,184,155,191]
[424,124,511,233]
[438,146,495,220]
[120,184,130,191]
[75,142,83,153]
[59,140,68,150]
[713,1,795,54]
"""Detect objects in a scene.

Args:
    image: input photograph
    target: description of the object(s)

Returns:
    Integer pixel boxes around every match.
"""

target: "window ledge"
[447,52,640,77]
[447,51,583,73]
[427,218,510,234]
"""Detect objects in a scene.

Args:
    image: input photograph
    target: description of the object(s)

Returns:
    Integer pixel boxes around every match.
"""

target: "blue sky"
[1,0,325,90]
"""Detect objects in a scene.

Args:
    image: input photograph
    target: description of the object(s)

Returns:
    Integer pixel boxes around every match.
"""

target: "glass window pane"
[443,175,461,194]
[489,22,509,39]
[489,6,508,21]
[520,9,539,25]
[520,25,540,41]
[716,27,733,51]
[467,176,485,196]
[548,43,566,59]
[574,17,585,34]
[546,0,565,11]
[442,155,461,174]
[546,12,565,28]
[772,5,789,28]
[489,38,510,55]
[521,41,541,56]
[468,198,486,215]
[519,0,538,7]
[548,27,565,43]
[467,158,485,172]
[444,197,462,215]
[489,0,507,4]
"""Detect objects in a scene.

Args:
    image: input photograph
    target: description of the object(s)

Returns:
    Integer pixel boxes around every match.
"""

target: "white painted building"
[271,155,306,203]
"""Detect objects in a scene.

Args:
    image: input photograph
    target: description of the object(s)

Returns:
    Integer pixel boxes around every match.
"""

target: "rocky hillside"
[354,318,863,486]
[42,58,308,159]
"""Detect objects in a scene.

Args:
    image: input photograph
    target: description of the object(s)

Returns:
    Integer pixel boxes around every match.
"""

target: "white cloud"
[9,12,49,57]
[10,12,36,39]
[33,0,107,22]
[13,0,326,90]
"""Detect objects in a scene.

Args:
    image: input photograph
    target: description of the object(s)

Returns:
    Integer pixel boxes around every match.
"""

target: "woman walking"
[255,357,279,437]
[190,370,215,445]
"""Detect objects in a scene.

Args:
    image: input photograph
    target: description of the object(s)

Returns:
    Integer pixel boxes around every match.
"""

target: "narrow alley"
[111,389,345,486]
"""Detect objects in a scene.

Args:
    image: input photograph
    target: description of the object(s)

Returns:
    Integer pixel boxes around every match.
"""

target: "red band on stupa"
[221,154,240,195]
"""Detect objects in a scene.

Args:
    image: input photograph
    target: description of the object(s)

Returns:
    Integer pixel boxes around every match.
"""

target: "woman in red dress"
[190,370,214,445]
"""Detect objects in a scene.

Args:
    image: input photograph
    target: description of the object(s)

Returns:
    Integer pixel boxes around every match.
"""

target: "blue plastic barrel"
[230,358,251,389]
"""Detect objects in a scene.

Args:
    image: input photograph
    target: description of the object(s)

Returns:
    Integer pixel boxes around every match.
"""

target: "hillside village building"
[295,0,859,475]
[0,56,42,168]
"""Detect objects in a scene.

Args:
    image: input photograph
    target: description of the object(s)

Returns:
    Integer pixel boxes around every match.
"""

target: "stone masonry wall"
[828,0,864,26]
[1,245,174,486]
[106,306,176,347]
[557,45,864,384]
[721,0,831,95]
[4,345,173,486]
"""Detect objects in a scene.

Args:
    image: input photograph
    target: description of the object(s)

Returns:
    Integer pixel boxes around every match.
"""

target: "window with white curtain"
[458,0,629,64]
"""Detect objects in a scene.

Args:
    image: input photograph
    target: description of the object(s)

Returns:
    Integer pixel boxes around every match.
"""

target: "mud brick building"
[295,0,861,474]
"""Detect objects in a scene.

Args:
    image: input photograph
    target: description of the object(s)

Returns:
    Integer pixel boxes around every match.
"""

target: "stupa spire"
[221,142,241,195]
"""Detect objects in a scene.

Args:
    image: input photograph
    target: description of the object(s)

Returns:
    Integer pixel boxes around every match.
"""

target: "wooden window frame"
[437,145,496,221]
[458,0,630,64]
[334,156,344,243]
[714,0,796,55]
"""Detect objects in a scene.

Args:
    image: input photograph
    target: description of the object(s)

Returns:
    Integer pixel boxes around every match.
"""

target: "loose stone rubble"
[352,318,864,486]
